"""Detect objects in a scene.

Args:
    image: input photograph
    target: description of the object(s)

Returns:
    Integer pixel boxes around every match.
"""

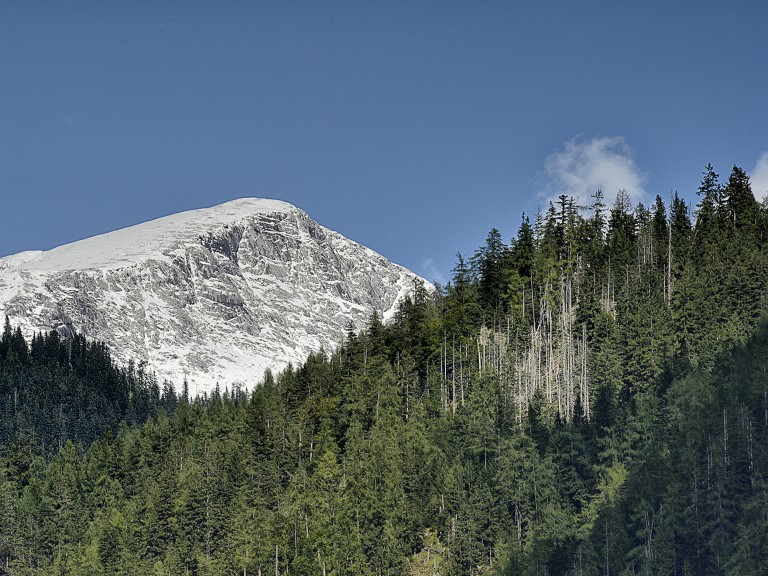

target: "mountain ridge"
[0,198,429,392]
[0,199,307,271]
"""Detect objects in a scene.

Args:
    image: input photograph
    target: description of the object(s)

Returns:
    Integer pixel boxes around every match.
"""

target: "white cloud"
[751,152,768,201]
[421,258,446,285]
[538,136,648,208]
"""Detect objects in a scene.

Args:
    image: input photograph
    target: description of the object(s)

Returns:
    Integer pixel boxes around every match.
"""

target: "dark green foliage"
[0,328,171,456]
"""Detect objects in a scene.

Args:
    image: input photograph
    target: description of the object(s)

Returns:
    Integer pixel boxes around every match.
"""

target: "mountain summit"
[0,199,428,392]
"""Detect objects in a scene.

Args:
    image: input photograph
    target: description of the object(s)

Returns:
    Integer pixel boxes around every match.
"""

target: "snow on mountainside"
[0,199,429,392]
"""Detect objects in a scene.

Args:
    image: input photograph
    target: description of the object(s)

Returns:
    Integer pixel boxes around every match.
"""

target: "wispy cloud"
[421,258,446,285]
[752,152,768,201]
[538,136,648,208]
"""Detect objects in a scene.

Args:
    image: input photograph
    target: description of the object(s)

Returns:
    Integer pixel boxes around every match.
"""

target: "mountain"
[0,199,428,392]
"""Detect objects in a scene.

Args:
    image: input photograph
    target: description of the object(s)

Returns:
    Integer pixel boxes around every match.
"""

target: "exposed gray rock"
[0,199,428,393]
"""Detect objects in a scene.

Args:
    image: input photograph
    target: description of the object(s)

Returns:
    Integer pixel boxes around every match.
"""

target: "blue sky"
[2,1,767,284]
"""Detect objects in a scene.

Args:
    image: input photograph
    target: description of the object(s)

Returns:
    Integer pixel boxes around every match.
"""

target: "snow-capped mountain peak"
[0,199,429,392]
[6,199,297,272]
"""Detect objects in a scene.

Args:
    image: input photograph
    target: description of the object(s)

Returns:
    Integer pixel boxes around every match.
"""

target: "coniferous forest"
[3,164,768,575]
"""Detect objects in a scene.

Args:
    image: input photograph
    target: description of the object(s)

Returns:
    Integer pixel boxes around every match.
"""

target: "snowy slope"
[0,199,429,392]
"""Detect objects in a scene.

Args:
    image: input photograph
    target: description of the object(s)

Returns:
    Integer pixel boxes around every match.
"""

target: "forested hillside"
[2,164,768,575]
[0,322,177,454]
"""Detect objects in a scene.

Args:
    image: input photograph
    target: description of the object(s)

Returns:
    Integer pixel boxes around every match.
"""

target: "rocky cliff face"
[0,199,427,392]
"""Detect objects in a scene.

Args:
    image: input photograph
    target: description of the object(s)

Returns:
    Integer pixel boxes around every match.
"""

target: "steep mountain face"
[0,199,428,392]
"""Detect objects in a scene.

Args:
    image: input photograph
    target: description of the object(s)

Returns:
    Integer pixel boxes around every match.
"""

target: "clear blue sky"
[2,1,767,284]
